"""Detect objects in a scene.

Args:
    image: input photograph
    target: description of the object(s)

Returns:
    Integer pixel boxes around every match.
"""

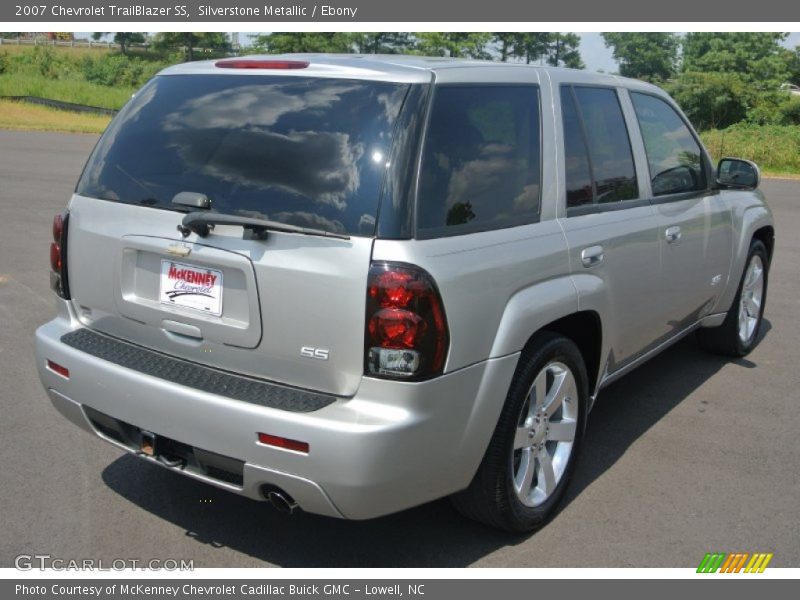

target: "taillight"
[53,212,64,241]
[50,211,70,299]
[49,241,61,272]
[365,262,449,380]
[215,59,310,70]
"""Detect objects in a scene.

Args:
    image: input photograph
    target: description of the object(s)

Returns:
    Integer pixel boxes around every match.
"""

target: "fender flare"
[489,276,581,358]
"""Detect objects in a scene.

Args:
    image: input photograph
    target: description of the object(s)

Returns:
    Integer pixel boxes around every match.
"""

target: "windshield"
[77,74,410,236]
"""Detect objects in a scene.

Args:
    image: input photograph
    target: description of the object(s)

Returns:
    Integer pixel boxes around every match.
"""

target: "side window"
[561,85,638,209]
[631,92,706,196]
[561,88,593,208]
[416,85,541,235]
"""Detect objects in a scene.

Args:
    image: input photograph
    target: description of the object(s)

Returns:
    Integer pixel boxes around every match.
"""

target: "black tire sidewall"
[499,333,589,530]
[731,240,769,355]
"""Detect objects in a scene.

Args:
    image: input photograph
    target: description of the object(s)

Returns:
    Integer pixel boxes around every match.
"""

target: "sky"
[77,32,800,74]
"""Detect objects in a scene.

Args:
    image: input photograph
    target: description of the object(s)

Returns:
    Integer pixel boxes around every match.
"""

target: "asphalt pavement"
[1,130,798,568]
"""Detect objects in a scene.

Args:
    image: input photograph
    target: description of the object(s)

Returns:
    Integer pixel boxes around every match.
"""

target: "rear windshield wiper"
[178,211,350,241]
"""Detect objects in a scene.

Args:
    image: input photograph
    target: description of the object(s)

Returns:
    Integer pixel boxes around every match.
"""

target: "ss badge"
[301,346,330,361]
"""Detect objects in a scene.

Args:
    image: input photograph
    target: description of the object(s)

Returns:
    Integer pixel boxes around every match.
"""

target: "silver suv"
[35,55,774,532]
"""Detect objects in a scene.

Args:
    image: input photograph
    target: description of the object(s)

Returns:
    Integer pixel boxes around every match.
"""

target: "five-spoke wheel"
[698,238,769,357]
[738,254,765,345]
[512,362,578,507]
[451,332,587,532]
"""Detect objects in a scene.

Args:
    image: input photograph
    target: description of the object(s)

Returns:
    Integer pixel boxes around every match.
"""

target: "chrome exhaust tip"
[264,488,298,514]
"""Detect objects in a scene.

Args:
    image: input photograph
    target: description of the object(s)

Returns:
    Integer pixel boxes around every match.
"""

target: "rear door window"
[630,92,706,196]
[416,85,541,236]
[561,85,638,209]
[77,75,410,236]
[561,88,594,208]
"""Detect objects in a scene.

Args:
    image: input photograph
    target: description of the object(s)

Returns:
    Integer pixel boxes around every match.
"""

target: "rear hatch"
[66,69,415,396]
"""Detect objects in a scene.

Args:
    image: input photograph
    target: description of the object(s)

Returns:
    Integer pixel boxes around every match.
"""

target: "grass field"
[0,73,135,109]
[0,44,165,109]
[0,99,110,134]
[701,125,800,177]
[0,44,113,58]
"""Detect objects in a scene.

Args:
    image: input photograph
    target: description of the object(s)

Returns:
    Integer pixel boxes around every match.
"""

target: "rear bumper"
[35,314,519,520]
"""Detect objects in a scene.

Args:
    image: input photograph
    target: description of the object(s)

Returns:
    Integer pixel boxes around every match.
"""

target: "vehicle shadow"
[101,321,771,567]
[560,318,771,510]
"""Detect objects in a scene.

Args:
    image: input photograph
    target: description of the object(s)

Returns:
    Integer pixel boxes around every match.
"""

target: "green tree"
[153,32,230,61]
[547,33,584,69]
[413,32,493,59]
[94,32,146,54]
[601,32,679,81]
[781,45,800,85]
[668,33,793,129]
[682,33,789,88]
[251,32,354,54]
[495,33,583,68]
[510,33,551,64]
[348,32,413,54]
[665,71,751,130]
[493,33,518,62]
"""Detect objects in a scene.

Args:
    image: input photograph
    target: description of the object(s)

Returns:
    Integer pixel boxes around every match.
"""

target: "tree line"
[106,31,800,129]
[7,31,798,130]
[70,32,583,68]
[250,32,585,67]
[603,33,800,129]
[254,32,800,129]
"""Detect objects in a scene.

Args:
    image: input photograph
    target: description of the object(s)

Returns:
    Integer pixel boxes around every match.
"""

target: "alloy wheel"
[738,254,764,344]
[511,361,579,507]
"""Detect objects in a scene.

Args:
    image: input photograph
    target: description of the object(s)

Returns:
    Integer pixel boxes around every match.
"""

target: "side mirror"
[717,158,760,190]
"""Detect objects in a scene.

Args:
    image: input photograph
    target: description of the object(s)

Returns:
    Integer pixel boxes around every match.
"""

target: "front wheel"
[451,332,588,532]
[697,239,769,357]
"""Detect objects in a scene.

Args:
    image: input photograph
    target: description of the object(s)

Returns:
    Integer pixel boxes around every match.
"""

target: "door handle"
[665,226,682,244]
[581,245,604,268]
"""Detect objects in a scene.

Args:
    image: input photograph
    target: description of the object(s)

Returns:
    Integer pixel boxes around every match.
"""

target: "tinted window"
[417,85,541,235]
[562,86,638,207]
[631,92,706,196]
[560,87,594,208]
[77,75,410,236]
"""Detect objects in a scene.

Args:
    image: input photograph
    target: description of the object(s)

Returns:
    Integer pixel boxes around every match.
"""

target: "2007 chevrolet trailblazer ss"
[35,55,773,531]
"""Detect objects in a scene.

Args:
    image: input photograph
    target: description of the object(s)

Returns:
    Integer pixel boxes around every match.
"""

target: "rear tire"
[697,239,769,357]
[451,332,588,532]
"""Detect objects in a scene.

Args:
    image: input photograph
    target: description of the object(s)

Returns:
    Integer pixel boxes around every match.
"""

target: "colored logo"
[697,552,773,573]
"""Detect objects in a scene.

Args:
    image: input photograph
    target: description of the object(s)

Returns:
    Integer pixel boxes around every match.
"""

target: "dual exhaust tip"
[261,486,298,515]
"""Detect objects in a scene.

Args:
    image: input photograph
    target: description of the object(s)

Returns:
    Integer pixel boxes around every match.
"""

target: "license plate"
[159,260,223,316]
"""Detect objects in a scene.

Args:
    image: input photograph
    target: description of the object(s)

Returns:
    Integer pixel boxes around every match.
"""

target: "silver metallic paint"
[35,57,773,519]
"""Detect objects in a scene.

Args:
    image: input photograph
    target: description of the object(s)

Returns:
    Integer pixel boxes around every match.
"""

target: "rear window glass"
[416,85,541,236]
[77,75,410,236]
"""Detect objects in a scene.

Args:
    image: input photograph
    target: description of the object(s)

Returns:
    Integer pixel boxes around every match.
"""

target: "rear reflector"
[257,433,309,454]
[215,59,310,70]
[46,359,69,379]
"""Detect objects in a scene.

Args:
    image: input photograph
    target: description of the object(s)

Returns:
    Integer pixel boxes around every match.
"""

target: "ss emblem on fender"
[301,346,330,361]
